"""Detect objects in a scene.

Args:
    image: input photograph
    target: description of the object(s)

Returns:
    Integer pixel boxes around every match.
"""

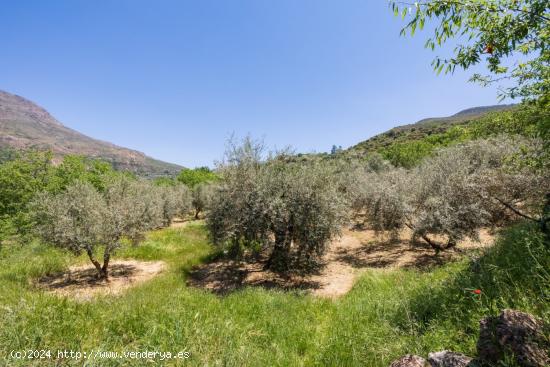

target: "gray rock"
[389,354,427,367]
[427,351,474,367]
[477,309,549,367]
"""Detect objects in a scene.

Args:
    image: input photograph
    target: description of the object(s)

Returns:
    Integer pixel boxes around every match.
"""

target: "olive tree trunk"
[84,244,113,280]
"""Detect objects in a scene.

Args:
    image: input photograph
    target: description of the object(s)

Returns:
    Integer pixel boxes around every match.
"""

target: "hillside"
[349,104,516,154]
[0,90,182,177]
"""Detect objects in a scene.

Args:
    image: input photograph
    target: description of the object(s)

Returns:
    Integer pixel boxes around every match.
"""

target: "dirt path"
[188,228,495,299]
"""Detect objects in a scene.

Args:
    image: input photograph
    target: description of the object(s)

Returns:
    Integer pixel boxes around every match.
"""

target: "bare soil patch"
[37,260,166,301]
[170,217,189,228]
[188,228,495,299]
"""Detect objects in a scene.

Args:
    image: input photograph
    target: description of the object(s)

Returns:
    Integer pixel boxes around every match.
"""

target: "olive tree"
[471,137,550,233]
[32,178,161,279]
[260,159,348,270]
[208,137,347,271]
[174,184,193,220]
[191,182,217,219]
[156,184,192,226]
[32,181,109,278]
[358,168,410,236]
[403,140,502,251]
[207,137,270,256]
[341,154,394,218]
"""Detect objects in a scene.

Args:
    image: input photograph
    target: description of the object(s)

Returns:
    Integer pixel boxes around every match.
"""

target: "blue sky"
[1,0,508,167]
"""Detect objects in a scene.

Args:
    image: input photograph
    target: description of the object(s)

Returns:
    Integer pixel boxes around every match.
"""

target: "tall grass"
[0,222,548,366]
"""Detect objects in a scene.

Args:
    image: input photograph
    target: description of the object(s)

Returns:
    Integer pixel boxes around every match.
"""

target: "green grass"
[0,222,548,366]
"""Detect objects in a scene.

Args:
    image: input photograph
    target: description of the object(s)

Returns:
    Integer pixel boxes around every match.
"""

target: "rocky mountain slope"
[0,90,182,176]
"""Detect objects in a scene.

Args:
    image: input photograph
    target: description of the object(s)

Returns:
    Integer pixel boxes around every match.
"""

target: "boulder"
[389,354,427,367]
[427,351,474,367]
[477,309,549,367]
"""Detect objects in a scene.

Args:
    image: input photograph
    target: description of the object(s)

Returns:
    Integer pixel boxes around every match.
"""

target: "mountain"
[0,90,183,177]
[349,104,516,154]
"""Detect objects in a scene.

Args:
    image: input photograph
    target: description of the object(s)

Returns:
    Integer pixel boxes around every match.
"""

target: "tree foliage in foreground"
[207,137,347,271]
[390,0,549,101]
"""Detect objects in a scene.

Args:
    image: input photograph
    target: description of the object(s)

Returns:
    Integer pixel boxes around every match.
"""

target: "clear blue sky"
[0,0,508,167]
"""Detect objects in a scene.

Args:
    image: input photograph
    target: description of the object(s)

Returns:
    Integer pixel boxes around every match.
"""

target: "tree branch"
[493,196,538,222]
[392,1,550,22]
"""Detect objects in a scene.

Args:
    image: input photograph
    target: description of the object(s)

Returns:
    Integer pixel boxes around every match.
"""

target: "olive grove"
[350,136,550,253]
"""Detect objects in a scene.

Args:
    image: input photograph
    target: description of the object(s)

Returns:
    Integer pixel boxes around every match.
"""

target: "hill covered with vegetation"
[350,104,515,153]
[345,103,546,168]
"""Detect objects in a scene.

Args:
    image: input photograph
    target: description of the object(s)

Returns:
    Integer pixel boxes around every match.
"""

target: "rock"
[477,309,549,367]
[389,354,427,367]
[477,315,501,363]
[427,351,474,367]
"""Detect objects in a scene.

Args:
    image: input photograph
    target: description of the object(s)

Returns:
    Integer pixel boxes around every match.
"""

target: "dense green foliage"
[177,167,219,188]
[0,221,547,366]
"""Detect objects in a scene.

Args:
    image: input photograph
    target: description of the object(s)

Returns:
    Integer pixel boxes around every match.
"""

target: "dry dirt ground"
[188,228,495,298]
[37,260,166,301]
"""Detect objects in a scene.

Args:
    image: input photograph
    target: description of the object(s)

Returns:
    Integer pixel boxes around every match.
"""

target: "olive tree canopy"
[207,137,347,271]
[32,177,163,279]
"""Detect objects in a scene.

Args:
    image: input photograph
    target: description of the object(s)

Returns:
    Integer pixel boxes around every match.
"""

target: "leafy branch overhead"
[390,0,550,100]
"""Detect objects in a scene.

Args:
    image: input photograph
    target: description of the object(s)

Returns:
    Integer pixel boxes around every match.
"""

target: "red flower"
[473,289,482,295]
